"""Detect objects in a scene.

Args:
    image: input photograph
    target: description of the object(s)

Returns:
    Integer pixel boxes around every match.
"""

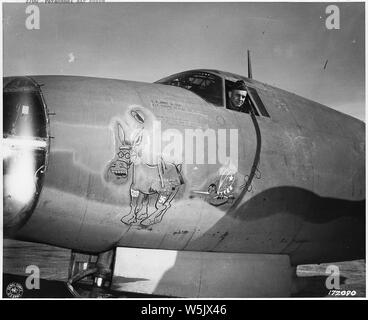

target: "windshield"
[156,71,224,107]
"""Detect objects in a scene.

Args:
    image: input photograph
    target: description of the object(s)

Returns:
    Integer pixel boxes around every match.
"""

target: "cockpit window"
[156,71,224,107]
[225,79,270,118]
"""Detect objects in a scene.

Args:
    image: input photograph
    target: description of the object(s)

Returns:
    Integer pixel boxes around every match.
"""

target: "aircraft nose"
[3,77,49,235]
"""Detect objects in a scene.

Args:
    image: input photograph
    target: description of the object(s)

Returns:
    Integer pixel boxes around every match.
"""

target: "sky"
[2,2,365,120]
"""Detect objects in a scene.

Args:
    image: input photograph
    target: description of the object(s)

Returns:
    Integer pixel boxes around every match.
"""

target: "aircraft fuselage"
[3,73,365,266]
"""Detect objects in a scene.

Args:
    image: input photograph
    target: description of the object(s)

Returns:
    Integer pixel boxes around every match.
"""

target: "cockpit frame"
[156,69,270,118]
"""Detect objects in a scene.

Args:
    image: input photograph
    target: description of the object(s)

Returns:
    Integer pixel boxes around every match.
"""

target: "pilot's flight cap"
[232,80,247,91]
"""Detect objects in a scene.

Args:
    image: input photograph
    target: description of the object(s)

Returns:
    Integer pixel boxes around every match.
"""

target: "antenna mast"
[247,50,253,79]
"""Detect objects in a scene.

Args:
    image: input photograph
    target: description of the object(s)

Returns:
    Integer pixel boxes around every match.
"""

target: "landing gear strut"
[66,249,115,298]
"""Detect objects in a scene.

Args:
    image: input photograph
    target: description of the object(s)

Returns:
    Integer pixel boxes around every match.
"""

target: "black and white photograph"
[1,1,366,301]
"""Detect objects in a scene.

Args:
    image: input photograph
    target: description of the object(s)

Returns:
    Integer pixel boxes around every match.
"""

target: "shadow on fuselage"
[229,185,365,224]
[150,186,364,297]
[198,186,365,264]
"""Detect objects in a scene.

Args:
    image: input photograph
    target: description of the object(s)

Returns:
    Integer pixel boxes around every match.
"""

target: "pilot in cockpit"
[227,80,249,113]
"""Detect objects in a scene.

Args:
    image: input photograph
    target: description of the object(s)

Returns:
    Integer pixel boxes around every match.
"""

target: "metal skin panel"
[5,73,364,266]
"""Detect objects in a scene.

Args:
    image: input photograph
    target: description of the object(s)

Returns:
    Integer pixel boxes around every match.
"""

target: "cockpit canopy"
[156,69,270,118]
[156,70,224,107]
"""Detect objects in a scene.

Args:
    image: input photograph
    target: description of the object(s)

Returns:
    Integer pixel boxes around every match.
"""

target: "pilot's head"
[230,80,247,108]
